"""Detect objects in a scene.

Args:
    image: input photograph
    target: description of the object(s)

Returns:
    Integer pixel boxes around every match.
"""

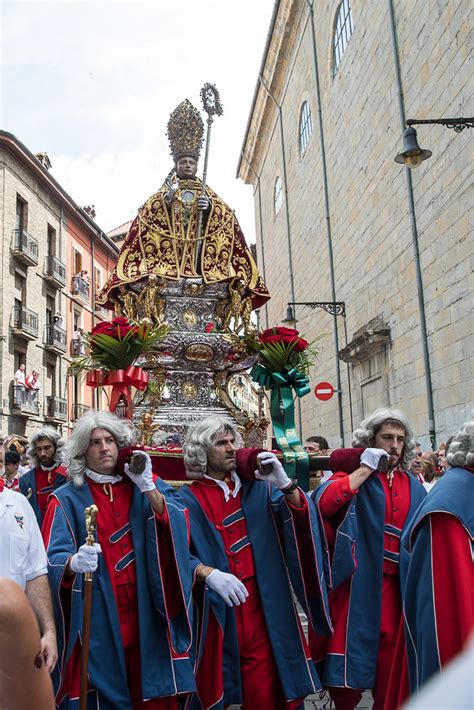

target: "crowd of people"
[0,408,472,710]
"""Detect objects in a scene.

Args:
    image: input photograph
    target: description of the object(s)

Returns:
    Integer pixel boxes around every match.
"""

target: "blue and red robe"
[384,465,474,707]
[19,465,67,527]
[310,468,425,703]
[178,476,332,709]
[43,476,195,709]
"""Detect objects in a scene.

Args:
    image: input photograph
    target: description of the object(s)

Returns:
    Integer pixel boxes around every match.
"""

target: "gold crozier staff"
[80,504,98,710]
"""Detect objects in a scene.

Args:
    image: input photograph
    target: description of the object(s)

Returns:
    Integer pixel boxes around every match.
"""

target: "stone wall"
[240,0,473,448]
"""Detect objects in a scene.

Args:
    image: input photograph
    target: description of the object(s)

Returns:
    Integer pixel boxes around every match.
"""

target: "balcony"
[43,323,67,354]
[45,395,67,421]
[72,403,91,420]
[11,229,39,266]
[43,255,66,288]
[12,385,40,416]
[71,275,90,302]
[94,304,110,319]
[71,338,86,356]
[12,305,39,340]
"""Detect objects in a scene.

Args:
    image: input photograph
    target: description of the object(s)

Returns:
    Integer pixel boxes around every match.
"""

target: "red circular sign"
[314,381,335,401]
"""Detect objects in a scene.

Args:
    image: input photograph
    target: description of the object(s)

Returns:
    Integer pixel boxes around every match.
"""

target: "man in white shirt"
[14,363,26,386]
[0,480,57,672]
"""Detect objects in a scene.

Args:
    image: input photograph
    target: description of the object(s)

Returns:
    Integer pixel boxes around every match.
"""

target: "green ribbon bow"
[250,364,310,490]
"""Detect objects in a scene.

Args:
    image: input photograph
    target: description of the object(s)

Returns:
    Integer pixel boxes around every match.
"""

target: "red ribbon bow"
[86,366,148,414]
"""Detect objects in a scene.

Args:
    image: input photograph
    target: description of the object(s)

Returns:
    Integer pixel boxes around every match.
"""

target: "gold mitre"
[167,99,204,162]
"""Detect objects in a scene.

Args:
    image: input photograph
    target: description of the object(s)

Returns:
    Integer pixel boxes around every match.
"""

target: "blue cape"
[47,478,195,709]
[402,466,474,692]
[312,472,426,689]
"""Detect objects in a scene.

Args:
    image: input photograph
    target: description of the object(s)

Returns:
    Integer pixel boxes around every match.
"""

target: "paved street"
[304,690,373,708]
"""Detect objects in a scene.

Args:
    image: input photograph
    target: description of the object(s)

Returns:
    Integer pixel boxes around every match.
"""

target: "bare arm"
[347,465,373,491]
[25,575,58,673]
[145,487,165,515]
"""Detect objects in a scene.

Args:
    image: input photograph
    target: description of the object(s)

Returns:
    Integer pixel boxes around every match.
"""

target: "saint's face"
[36,439,56,467]
[206,431,236,480]
[176,156,198,179]
[85,428,119,476]
[373,422,406,470]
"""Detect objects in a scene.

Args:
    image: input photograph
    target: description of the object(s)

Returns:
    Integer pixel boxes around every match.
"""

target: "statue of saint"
[97,99,269,311]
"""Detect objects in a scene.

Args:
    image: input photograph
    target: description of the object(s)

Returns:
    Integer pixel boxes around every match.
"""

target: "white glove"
[70,543,102,574]
[206,570,249,607]
[360,448,389,471]
[124,451,155,493]
[254,451,292,490]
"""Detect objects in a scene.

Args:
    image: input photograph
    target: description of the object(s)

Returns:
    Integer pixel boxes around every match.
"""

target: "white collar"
[85,467,122,484]
[203,470,241,502]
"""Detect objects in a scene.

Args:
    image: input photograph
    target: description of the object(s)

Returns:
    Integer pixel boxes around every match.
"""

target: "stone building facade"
[238,0,472,448]
[0,131,118,439]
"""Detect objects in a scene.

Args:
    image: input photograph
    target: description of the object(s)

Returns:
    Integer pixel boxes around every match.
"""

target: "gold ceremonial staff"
[80,504,98,710]
[195,83,223,242]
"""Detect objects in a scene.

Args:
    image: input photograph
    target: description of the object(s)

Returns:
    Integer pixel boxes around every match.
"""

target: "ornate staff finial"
[200,83,224,122]
[196,84,224,240]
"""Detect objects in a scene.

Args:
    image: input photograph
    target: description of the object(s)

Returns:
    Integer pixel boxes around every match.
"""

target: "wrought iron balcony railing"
[43,323,67,353]
[45,395,67,421]
[43,255,66,288]
[11,229,39,266]
[71,275,90,302]
[12,385,40,415]
[12,305,39,339]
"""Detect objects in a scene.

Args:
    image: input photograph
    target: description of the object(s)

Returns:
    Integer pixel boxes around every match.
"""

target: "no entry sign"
[314,381,335,401]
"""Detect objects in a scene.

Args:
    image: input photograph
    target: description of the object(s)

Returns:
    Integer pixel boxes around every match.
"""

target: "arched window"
[274,177,283,216]
[333,0,354,74]
[299,101,313,156]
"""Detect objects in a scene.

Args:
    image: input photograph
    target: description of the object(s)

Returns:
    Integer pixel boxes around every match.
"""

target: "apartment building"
[0,131,118,438]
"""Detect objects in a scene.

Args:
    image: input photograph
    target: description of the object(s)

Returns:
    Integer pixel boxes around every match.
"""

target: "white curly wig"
[446,420,474,469]
[183,415,239,479]
[352,407,415,470]
[28,426,65,469]
[63,410,135,487]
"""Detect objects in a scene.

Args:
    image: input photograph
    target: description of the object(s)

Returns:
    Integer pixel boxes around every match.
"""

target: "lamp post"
[395,117,473,167]
[283,300,353,443]
[393,116,472,449]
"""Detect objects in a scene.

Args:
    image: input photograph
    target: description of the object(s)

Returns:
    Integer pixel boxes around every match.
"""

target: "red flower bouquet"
[70,317,169,375]
[255,326,314,373]
[69,316,169,417]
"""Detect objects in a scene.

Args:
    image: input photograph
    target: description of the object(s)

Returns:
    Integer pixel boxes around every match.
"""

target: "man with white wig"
[42,410,195,708]
[19,425,67,526]
[178,415,332,709]
[385,419,474,707]
[309,408,426,710]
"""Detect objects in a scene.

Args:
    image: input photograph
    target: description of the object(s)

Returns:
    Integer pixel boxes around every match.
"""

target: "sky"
[1,0,275,237]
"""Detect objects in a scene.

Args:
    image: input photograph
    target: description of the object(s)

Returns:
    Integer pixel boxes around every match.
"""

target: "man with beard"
[179,415,331,709]
[42,410,195,709]
[310,408,426,710]
[19,426,67,526]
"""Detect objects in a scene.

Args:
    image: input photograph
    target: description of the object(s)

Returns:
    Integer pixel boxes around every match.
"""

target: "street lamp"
[395,117,473,167]
[283,301,354,442]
